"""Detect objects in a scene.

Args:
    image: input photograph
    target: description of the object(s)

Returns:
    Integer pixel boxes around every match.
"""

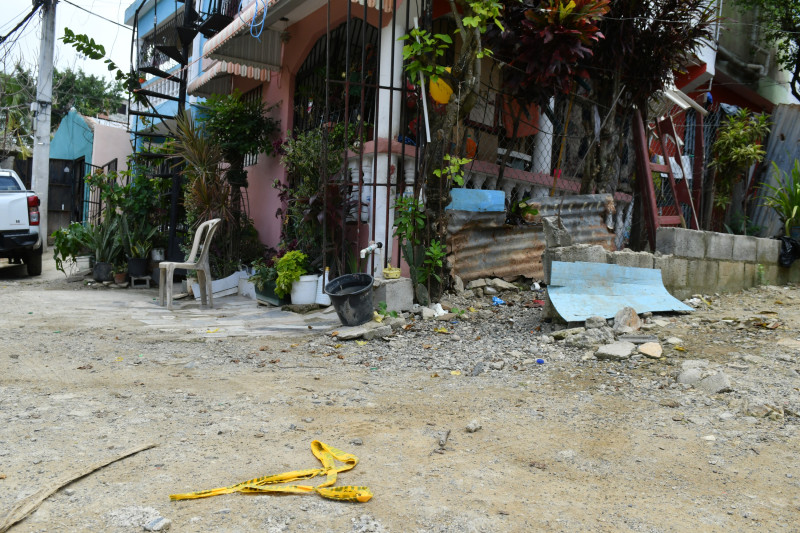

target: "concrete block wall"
[543,227,800,299]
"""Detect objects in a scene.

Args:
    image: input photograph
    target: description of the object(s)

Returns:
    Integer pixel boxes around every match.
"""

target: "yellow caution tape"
[169,441,372,503]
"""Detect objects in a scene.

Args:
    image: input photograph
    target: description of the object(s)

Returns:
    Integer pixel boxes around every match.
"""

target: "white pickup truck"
[0,168,42,275]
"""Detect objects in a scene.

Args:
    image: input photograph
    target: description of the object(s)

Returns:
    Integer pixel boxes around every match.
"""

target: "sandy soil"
[0,257,798,532]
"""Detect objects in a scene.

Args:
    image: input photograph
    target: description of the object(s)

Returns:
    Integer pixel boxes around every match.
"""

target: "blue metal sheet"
[447,188,506,212]
[549,261,693,322]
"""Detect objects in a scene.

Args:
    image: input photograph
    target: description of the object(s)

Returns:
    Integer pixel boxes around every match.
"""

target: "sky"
[1,0,134,82]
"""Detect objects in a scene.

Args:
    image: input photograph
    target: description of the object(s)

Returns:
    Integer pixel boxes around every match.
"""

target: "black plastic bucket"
[325,273,374,326]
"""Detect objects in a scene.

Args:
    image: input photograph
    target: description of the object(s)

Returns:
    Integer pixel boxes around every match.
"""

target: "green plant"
[418,239,447,284]
[249,257,277,291]
[112,261,127,275]
[274,251,308,298]
[756,263,766,286]
[433,155,471,187]
[377,301,398,318]
[711,109,770,207]
[52,222,90,274]
[84,220,123,264]
[760,160,800,237]
[393,196,426,288]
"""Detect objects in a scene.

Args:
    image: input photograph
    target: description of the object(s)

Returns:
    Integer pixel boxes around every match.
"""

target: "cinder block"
[675,228,706,259]
[654,255,688,292]
[610,250,655,269]
[687,259,719,293]
[656,227,678,255]
[756,237,780,264]
[743,262,757,288]
[718,261,745,293]
[731,235,758,263]
[763,264,789,286]
[705,232,734,261]
[790,263,800,284]
[372,277,414,312]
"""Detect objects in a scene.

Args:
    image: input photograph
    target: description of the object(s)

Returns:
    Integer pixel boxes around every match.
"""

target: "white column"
[31,0,56,249]
[369,2,417,269]
[532,97,554,174]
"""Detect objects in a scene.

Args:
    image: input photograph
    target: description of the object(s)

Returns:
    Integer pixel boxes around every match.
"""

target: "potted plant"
[113,262,128,285]
[760,160,800,238]
[84,220,123,282]
[120,217,157,278]
[249,257,289,306]
[274,250,317,304]
[52,222,90,274]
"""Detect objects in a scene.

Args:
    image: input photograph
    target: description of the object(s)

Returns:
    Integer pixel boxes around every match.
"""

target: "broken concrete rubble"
[595,341,636,360]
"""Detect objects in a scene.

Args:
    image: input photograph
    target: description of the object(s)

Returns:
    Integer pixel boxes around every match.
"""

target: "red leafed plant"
[486,0,610,101]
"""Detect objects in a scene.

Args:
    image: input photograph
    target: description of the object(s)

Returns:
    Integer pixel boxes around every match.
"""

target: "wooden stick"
[0,443,157,533]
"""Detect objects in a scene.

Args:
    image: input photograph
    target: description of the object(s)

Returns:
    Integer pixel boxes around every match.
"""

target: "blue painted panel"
[549,261,692,322]
[50,109,93,164]
[446,188,505,212]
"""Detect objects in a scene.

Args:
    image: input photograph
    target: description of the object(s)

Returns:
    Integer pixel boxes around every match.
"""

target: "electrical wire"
[60,0,132,30]
[0,1,44,45]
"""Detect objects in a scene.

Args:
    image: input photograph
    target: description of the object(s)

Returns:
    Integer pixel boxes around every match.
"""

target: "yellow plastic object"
[429,68,453,105]
[382,267,401,279]
[169,441,372,503]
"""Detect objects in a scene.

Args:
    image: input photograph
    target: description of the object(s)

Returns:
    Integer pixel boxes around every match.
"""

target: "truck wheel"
[25,251,42,276]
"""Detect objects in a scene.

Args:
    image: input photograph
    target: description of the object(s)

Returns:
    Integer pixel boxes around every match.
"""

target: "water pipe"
[360,241,383,259]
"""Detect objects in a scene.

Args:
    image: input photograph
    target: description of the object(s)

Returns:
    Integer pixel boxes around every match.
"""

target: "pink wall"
[234,0,391,250]
[92,123,133,172]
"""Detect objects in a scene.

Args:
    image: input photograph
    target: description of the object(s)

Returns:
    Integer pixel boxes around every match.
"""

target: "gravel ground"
[1,257,799,532]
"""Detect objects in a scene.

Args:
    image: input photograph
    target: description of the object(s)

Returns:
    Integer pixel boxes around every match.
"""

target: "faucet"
[360,241,383,259]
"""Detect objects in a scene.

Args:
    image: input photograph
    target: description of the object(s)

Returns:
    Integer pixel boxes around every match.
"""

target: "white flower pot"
[291,274,319,305]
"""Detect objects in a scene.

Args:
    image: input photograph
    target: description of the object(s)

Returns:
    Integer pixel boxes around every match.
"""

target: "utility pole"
[31,0,56,251]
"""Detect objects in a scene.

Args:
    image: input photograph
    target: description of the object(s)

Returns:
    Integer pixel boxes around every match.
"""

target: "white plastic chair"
[158,218,221,310]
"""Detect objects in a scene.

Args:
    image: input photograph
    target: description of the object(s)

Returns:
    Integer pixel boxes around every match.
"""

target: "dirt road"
[1,257,798,532]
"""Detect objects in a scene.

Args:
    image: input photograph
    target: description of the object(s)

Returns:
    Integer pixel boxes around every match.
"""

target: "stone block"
[743,262,757,288]
[791,263,800,284]
[660,227,705,259]
[687,259,719,293]
[763,264,788,286]
[654,255,688,293]
[756,237,779,264]
[717,261,745,293]
[569,244,609,264]
[655,227,678,255]
[731,235,758,263]
[705,231,734,261]
[609,250,655,269]
[372,277,414,313]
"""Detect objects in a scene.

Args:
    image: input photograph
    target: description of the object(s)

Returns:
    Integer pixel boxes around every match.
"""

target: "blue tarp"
[548,261,693,322]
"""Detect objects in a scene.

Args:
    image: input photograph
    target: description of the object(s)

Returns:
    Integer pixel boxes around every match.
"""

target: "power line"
[0,1,44,45]
[61,0,133,31]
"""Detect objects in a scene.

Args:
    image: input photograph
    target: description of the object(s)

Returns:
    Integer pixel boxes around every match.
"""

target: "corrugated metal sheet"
[549,261,693,321]
[751,104,800,236]
[447,194,618,282]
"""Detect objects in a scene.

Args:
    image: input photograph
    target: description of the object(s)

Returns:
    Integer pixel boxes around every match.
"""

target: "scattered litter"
[206,328,219,333]
[436,327,449,334]
[492,296,505,306]
[355,341,367,346]
[450,370,461,376]
[536,359,545,365]
[169,441,372,503]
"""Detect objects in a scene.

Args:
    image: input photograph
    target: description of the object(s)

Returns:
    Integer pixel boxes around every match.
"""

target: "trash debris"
[535,359,545,365]
[169,441,372,503]
[492,296,505,306]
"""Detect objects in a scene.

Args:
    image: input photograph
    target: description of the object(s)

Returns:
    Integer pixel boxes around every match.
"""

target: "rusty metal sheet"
[447,194,618,282]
